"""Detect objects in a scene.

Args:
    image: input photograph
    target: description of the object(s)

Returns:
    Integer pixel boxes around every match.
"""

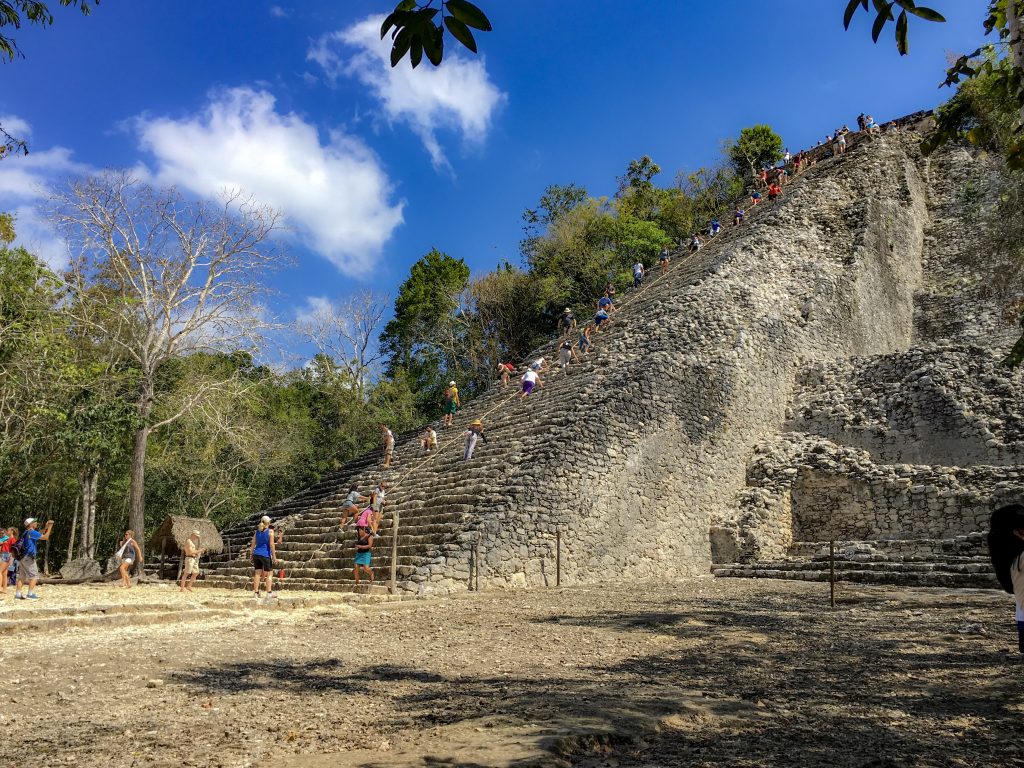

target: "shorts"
[18,556,38,582]
[444,401,458,415]
[659,255,668,262]
[768,193,778,201]
[122,557,135,566]
[182,556,199,575]
[253,555,274,572]
[354,551,372,567]
[522,380,536,395]
[595,316,607,327]
[0,552,10,564]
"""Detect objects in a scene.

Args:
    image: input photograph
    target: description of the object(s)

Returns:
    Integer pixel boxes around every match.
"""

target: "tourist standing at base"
[250,515,277,598]
[0,528,14,596]
[179,530,204,592]
[463,419,487,460]
[115,530,143,589]
[15,519,53,600]
[353,527,376,585]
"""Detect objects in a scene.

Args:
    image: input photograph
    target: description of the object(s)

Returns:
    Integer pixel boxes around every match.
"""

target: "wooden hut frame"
[148,516,224,581]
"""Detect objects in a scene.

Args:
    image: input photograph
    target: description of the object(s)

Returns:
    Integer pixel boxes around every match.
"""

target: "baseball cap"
[24,517,36,527]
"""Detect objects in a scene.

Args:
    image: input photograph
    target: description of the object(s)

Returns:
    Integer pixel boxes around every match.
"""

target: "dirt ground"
[2,577,1023,768]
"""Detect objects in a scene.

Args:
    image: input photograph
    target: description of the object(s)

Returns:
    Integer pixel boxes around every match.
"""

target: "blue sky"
[0,0,987,340]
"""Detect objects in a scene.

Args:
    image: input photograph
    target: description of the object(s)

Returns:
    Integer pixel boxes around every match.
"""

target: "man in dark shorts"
[354,527,376,584]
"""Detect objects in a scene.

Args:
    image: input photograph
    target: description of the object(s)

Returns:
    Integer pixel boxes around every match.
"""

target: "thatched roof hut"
[149,515,224,557]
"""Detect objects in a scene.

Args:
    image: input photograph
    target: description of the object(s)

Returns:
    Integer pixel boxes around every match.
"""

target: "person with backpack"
[559,308,576,338]
[249,515,277,599]
[14,518,53,600]
[658,245,670,275]
[115,529,143,589]
[558,337,578,375]
[442,381,460,428]
[0,527,14,596]
[497,362,516,386]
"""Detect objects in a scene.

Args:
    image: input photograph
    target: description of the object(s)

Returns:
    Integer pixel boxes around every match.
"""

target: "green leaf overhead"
[445,0,492,31]
[444,14,477,53]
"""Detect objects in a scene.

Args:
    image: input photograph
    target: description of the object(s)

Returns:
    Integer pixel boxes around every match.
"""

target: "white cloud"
[0,116,88,270]
[269,5,289,18]
[308,14,506,170]
[133,87,404,276]
[295,295,333,325]
[0,115,32,140]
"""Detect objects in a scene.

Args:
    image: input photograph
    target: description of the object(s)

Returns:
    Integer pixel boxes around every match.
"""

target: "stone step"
[712,565,999,589]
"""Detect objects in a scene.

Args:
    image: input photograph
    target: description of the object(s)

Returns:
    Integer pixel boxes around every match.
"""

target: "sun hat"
[563,307,571,313]
[260,515,271,524]
[191,529,201,537]
[471,419,483,427]
[449,381,456,386]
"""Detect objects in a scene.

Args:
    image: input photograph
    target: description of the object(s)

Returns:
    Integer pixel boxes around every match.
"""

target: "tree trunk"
[86,467,98,558]
[67,489,80,562]
[79,474,92,559]
[1008,1,1024,129]
[129,380,154,559]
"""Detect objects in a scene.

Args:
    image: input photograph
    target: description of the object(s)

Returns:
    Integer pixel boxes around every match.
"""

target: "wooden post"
[389,510,399,596]
[469,540,475,591]
[829,539,836,608]
[160,536,167,580]
[44,538,50,576]
[556,529,561,588]
[475,532,481,592]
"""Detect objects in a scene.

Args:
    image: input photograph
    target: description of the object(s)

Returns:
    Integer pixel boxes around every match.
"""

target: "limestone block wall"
[472,133,932,588]
[789,346,1024,466]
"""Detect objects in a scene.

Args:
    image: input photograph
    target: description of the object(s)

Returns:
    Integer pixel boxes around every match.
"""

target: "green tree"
[380,248,471,414]
[616,156,663,222]
[726,125,784,179]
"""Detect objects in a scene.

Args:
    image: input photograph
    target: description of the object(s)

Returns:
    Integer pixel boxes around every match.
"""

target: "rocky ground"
[2,578,1023,768]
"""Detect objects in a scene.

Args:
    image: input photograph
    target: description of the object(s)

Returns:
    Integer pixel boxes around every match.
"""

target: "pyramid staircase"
[202,153,841,593]
[712,534,999,589]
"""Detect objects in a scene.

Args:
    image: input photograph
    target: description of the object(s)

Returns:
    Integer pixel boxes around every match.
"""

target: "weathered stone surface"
[203,119,1022,594]
[59,558,102,581]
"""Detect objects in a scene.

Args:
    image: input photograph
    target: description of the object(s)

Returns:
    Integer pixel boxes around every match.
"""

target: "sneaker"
[266,592,276,598]
[253,591,260,598]
[14,593,23,600]
[26,593,40,600]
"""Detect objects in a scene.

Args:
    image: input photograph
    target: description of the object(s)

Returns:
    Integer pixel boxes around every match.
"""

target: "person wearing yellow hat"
[463,419,487,460]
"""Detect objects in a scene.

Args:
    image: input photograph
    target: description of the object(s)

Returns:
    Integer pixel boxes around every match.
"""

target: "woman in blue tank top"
[250,515,277,598]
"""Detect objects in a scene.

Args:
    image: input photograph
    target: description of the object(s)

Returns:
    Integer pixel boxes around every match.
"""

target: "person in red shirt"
[497,362,516,386]
[767,182,782,202]
[0,527,15,595]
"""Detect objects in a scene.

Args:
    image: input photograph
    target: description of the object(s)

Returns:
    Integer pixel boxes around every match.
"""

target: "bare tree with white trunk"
[51,171,283,555]
[297,291,389,397]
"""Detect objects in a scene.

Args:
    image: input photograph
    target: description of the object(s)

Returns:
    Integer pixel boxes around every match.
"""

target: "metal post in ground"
[829,539,836,608]
[390,509,400,596]
[556,529,561,587]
